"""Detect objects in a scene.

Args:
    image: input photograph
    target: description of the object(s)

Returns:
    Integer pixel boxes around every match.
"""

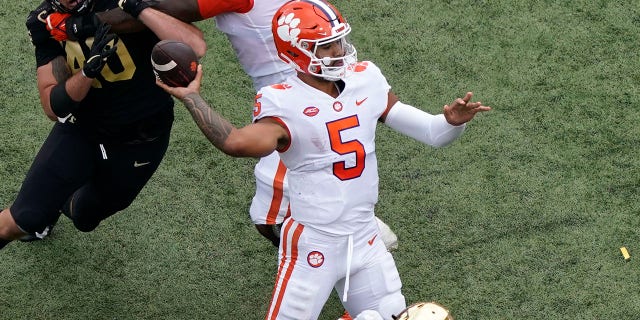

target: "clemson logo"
[303,106,319,117]
[271,83,292,90]
[277,13,301,45]
[189,61,197,72]
[307,251,324,268]
[351,61,369,72]
[333,101,343,112]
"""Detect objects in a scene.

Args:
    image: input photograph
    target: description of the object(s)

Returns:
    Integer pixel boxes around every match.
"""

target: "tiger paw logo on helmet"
[272,0,357,81]
[276,13,301,46]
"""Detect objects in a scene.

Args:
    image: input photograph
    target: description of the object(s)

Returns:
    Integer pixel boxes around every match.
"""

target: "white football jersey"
[254,61,391,235]
[214,0,293,89]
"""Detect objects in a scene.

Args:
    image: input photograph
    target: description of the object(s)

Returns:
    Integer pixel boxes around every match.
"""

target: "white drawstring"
[342,234,353,302]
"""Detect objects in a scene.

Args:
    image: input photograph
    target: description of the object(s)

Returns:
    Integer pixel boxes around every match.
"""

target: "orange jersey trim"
[256,116,291,153]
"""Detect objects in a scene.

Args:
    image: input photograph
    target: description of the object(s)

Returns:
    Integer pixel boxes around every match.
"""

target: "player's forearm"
[384,101,465,147]
[182,93,236,153]
[152,0,204,23]
[181,94,276,158]
[95,10,146,33]
[138,8,206,57]
[38,57,91,120]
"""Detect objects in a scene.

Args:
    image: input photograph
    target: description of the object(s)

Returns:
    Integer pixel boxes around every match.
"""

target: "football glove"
[118,0,157,18]
[66,14,101,41]
[45,12,71,41]
[82,23,117,79]
[45,13,100,41]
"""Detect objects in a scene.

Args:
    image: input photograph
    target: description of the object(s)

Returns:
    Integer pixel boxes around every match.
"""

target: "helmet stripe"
[301,0,340,27]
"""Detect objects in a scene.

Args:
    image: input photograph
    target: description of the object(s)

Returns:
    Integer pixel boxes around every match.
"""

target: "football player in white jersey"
[151,0,399,249]
[160,0,492,318]
[44,0,399,250]
[213,1,399,252]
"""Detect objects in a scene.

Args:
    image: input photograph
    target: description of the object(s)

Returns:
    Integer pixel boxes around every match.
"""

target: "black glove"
[82,23,117,78]
[66,14,101,41]
[118,0,156,18]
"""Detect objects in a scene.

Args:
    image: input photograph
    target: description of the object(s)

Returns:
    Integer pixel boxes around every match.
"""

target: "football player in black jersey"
[0,0,204,249]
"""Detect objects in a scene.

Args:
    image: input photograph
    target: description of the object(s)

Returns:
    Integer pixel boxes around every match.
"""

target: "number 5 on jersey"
[326,115,365,180]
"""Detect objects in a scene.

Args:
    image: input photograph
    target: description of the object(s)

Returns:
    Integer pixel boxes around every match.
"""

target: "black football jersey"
[26,1,174,139]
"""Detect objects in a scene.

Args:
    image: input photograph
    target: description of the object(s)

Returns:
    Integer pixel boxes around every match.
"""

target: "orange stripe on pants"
[266,220,304,320]
[266,160,287,224]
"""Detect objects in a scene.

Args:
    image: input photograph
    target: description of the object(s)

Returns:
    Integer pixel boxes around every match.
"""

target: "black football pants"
[11,120,171,234]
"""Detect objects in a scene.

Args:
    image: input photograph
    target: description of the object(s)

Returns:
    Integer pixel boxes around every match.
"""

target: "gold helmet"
[393,302,454,320]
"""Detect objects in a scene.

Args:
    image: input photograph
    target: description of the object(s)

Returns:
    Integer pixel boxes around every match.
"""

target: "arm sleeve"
[198,0,253,18]
[384,101,465,147]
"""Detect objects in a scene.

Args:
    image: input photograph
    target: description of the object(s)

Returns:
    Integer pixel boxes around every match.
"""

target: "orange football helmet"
[272,0,357,81]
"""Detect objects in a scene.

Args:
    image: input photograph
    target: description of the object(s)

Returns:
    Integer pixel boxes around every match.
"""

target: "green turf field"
[1,1,639,319]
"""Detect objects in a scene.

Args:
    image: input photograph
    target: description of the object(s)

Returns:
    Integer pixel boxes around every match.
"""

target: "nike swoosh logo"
[356,97,368,106]
[35,226,51,239]
[134,161,151,168]
[368,234,378,246]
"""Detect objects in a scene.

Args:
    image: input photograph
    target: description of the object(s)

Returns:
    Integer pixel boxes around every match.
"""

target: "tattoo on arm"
[183,93,235,150]
[51,56,71,83]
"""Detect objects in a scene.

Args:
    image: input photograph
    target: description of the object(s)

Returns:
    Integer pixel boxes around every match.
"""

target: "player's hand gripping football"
[118,0,157,18]
[156,64,203,100]
[82,23,117,79]
[443,92,491,126]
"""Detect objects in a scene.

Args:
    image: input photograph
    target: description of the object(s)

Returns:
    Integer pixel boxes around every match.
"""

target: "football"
[151,40,198,87]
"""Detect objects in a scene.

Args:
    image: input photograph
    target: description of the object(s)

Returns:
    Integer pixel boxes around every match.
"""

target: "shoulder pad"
[26,4,54,46]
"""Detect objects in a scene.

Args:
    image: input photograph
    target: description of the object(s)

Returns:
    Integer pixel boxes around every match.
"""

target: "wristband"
[50,82,80,118]
[118,0,152,18]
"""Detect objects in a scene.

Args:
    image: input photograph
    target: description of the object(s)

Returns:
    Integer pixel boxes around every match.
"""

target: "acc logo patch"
[307,251,325,268]
[303,106,319,117]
